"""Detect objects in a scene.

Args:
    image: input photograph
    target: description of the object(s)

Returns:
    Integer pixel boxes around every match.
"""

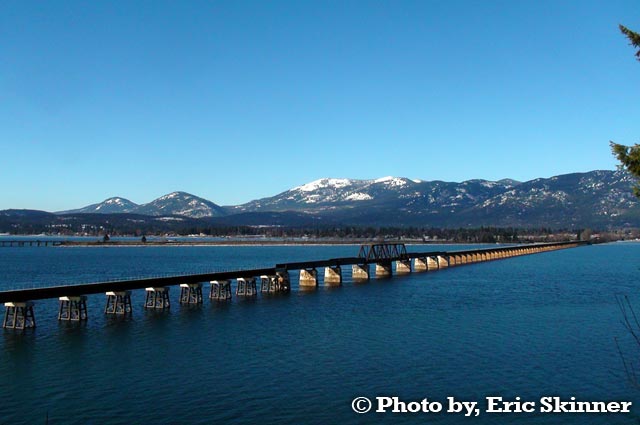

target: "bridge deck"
[0,241,585,303]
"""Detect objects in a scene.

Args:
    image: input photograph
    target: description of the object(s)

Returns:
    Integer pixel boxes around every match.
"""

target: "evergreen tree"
[611,25,640,196]
[620,24,640,61]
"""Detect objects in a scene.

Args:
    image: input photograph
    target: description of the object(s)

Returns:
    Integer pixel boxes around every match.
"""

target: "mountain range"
[4,170,640,230]
[59,192,227,218]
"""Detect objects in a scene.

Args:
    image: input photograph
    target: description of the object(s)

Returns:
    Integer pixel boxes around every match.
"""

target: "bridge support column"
[414,257,427,271]
[260,275,274,293]
[236,278,257,296]
[180,283,203,304]
[260,275,282,293]
[352,264,370,280]
[426,256,439,270]
[210,280,232,300]
[396,259,412,274]
[58,296,88,321]
[3,302,36,329]
[277,271,291,292]
[144,287,170,310]
[376,261,392,277]
[437,256,449,267]
[299,268,318,288]
[324,266,342,286]
[105,291,132,315]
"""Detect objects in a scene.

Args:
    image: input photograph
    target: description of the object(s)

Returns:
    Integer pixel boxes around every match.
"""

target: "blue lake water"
[0,242,639,424]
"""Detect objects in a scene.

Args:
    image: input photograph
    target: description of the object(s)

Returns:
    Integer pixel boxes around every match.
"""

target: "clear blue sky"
[1,0,639,211]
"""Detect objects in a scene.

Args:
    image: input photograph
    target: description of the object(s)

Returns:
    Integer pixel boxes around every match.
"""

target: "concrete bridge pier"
[299,268,318,288]
[210,280,232,300]
[376,261,392,277]
[236,278,257,296]
[105,291,132,315]
[324,266,342,286]
[3,301,36,329]
[144,287,171,310]
[414,257,428,271]
[396,259,412,274]
[437,255,449,268]
[180,283,203,304]
[352,264,370,280]
[58,296,88,321]
[427,256,440,270]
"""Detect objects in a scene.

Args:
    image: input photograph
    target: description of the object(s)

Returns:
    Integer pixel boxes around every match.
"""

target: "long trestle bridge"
[0,241,585,329]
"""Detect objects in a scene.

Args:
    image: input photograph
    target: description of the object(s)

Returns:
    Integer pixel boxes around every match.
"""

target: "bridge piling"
[437,255,449,267]
[426,256,439,270]
[396,259,412,274]
[58,296,88,321]
[260,275,274,293]
[105,291,132,315]
[179,283,203,304]
[414,257,427,271]
[3,302,36,329]
[210,280,232,300]
[375,261,392,277]
[299,269,318,288]
[144,287,171,309]
[323,266,342,286]
[236,278,257,296]
[261,275,287,293]
[277,271,291,292]
[352,264,370,280]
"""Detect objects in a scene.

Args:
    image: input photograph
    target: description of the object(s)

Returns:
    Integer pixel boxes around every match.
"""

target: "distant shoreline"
[0,235,587,248]
[58,239,469,247]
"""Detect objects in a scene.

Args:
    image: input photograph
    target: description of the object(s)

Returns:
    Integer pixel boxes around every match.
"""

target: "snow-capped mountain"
[232,176,518,215]
[231,171,640,227]
[131,192,227,218]
[47,170,640,228]
[58,197,139,214]
[59,192,227,219]
[460,170,640,227]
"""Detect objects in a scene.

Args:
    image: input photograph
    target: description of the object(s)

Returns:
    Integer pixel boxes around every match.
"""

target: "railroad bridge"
[0,241,585,330]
